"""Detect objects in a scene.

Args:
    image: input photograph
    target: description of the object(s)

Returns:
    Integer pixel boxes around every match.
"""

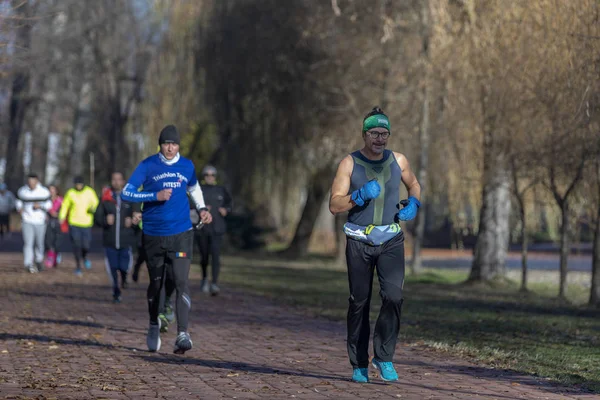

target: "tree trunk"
[590,163,600,307]
[68,83,93,184]
[469,123,511,282]
[31,102,52,182]
[4,1,33,191]
[411,67,430,274]
[558,202,570,299]
[590,210,600,307]
[469,172,511,282]
[520,206,528,291]
[284,168,333,258]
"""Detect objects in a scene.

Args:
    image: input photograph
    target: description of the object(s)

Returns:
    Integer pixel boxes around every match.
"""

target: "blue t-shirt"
[121,154,198,236]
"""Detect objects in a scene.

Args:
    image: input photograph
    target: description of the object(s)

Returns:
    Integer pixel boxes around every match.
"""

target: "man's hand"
[32,203,40,210]
[218,207,228,217]
[157,188,173,201]
[351,180,381,207]
[124,217,132,228]
[200,209,212,224]
[106,214,115,226]
[397,197,421,221]
[132,212,142,225]
[49,210,58,217]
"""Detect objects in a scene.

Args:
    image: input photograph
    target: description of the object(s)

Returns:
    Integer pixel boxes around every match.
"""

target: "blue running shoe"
[74,269,83,277]
[352,367,369,383]
[372,359,398,382]
[84,259,92,269]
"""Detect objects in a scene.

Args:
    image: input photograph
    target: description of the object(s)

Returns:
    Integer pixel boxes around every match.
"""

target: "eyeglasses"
[365,131,390,139]
[204,173,215,177]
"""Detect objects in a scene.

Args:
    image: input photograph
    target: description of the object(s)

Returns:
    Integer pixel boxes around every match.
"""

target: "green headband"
[363,114,391,132]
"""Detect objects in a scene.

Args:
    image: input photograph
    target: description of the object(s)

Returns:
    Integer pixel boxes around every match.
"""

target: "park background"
[1,0,599,393]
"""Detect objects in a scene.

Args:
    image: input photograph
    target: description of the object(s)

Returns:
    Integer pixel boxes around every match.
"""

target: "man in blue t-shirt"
[122,125,212,354]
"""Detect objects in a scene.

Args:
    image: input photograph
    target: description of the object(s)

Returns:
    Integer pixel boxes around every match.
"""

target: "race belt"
[343,222,402,246]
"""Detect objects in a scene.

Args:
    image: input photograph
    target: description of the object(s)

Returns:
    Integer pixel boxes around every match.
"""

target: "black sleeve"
[123,201,134,219]
[94,202,106,227]
[131,202,142,213]
[222,186,233,213]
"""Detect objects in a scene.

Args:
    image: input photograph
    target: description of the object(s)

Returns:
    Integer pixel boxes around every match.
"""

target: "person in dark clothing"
[44,184,63,268]
[195,165,232,296]
[95,172,138,303]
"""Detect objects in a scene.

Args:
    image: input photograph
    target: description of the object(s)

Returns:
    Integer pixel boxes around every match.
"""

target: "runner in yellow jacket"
[59,176,99,275]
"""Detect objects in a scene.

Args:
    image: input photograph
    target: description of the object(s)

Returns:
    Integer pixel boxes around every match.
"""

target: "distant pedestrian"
[59,176,99,276]
[95,172,137,303]
[0,183,16,239]
[195,165,232,296]
[15,174,52,273]
[44,184,63,268]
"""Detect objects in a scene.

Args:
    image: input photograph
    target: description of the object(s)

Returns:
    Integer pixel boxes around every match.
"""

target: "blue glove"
[397,196,421,221]
[351,180,381,207]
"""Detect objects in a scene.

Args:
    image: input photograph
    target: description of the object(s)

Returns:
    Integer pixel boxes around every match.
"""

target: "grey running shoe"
[147,320,161,352]
[173,332,193,355]
[200,279,209,293]
[27,265,38,274]
[210,283,220,296]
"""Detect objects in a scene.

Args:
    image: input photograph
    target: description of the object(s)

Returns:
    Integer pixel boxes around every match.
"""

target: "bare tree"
[410,0,432,274]
[4,0,37,190]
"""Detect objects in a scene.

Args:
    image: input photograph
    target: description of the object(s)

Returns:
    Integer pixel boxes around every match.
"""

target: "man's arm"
[94,201,106,227]
[187,182,207,210]
[121,162,157,202]
[14,189,23,212]
[41,199,53,211]
[40,188,52,211]
[329,155,355,214]
[395,152,421,200]
[89,189,99,213]
[58,191,71,222]
[186,165,206,210]
[187,166,212,224]
[222,186,233,213]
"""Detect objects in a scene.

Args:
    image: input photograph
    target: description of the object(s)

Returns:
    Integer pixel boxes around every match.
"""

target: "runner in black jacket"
[196,165,232,296]
[94,172,138,302]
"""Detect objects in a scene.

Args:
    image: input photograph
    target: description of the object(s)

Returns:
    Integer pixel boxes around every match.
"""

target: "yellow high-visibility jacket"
[59,186,99,228]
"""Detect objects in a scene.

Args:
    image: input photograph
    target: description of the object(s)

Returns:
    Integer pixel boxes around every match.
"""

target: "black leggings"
[0,213,10,237]
[195,233,223,283]
[345,232,405,368]
[45,218,61,251]
[133,245,146,279]
[143,230,193,333]
[69,226,91,270]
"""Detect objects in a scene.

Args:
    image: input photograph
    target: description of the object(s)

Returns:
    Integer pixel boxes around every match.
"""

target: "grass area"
[215,256,600,393]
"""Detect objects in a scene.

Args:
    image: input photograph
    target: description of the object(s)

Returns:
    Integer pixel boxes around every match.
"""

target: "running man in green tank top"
[329,106,422,383]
